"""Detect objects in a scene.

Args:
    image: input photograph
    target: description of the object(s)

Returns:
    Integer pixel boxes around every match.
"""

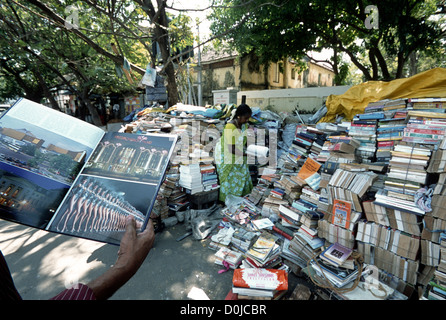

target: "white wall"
[237,86,351,113]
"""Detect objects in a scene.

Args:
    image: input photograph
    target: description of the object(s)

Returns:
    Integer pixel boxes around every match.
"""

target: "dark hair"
[235,104,252,118]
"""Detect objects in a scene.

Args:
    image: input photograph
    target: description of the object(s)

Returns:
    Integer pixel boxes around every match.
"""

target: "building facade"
[194,49,335,105]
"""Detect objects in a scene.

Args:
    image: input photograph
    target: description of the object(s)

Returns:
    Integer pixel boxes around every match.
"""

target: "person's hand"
[114,216,155,276]
[86,216,155,299]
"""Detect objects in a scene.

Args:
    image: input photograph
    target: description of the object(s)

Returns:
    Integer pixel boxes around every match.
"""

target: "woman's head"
[235,104,252,124]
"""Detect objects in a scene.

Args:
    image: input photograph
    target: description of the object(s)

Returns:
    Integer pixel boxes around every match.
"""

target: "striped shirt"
[50,284,96,300]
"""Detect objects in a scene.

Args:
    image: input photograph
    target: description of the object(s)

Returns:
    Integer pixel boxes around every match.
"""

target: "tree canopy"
[0,0,196,122]
[209,0,446,83]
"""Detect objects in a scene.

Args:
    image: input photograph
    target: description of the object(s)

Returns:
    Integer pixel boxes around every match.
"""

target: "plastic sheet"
[320,67,446,123]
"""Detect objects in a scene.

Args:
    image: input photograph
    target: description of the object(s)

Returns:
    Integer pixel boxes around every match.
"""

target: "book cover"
[321,242,353,265]
[331,199,352,229]
[298,157,321,180]
[0,98,177,245]
[232,268,288,291]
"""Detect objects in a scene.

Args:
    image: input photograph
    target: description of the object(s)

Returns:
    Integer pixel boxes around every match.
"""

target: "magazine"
[0,98,177,245]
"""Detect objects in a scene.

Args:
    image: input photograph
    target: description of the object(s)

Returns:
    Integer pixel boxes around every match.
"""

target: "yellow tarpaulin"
[319,67,446,123]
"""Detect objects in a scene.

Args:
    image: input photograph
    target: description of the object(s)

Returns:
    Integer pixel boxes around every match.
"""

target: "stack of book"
[214,247,243,269]
[310,255,362,289]
[437,233,446,284]
[404,110,446,145]
[423,279,446,300]
[278,174,304,203]
[327,168,377,213]
[230,228,258,253]
[294,125,327,161]
[296,210,324,249]
[376,117,406,164]
[349,115,377,164]
[319,242,354,269]
[323,135,359,164]
[283,232,324,268]
[372,143,432,215]
[402,122,446,145]
[200,163,219,192]
[246,184,268,206]
[231,268,288,300]
[387,143,431,184]
[407,98,446,111]
[179,163,203,194]
[278,203,303,230]
[261,193,288,217]
[245,233,281,268]
[221,202,259,229]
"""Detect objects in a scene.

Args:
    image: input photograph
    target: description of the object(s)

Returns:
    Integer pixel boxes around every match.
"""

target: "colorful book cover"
[331,199,352,229]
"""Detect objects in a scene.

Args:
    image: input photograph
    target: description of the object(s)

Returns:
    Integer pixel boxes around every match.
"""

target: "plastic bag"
[142,67,157,87]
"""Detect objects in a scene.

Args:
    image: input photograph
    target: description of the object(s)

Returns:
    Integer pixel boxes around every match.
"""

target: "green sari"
[215,122,253,202]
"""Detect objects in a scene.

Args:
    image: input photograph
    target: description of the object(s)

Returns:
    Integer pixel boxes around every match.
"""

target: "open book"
[0,98,177,245]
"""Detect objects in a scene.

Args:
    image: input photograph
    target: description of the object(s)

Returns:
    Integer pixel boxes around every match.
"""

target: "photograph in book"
[81,132,174,183]
[46,175,159,244]
[47,132,177,245]
[0,98,103,229]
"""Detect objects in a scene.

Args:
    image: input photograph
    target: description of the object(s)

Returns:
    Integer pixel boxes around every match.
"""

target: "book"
[320,242,353,267]
[298,157,321,180]
[232,268,288,291]
[0,98,177,245]
[310,257,361,288]
[331,199,352,229]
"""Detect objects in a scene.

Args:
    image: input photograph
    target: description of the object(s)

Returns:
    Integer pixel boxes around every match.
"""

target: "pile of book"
[321,135,359,164]
[278,174,305,203]
[246,184,269,206]
[230,227,258,254]
[310,242,362,288]
[178,163,203,194]
[214,246,243,270]
[403,118,446,145]
[293,125,327,163]
[295,210,325,251]
[373,143,432,216]
[221,200,260,229]
[349,115,377,164]
[244,233,281,268]
[231,268,288,300]
[200,163,219,192]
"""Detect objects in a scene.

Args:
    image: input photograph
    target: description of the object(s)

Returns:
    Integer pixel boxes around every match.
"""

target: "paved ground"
[0,218,235,300]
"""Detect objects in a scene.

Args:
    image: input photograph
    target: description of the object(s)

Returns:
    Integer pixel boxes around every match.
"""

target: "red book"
[233,268,288,291]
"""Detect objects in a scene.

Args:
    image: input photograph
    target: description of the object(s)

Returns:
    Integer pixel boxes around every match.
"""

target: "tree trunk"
[409,51,418,77]
[395,52,406,79]
[80,88,102,126]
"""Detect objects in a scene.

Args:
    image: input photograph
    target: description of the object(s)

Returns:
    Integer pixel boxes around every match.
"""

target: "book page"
[5,98,104,149]
[47,132,178,245]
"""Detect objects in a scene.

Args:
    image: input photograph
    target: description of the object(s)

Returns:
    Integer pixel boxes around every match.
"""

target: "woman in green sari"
[215,104,253,202]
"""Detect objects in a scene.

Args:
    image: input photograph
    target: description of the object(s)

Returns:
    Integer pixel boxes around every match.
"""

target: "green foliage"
[210,0,446,81]
[0,0,195,105]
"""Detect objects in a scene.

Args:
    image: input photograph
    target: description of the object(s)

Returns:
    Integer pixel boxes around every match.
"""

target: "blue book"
[358,112,385,120]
